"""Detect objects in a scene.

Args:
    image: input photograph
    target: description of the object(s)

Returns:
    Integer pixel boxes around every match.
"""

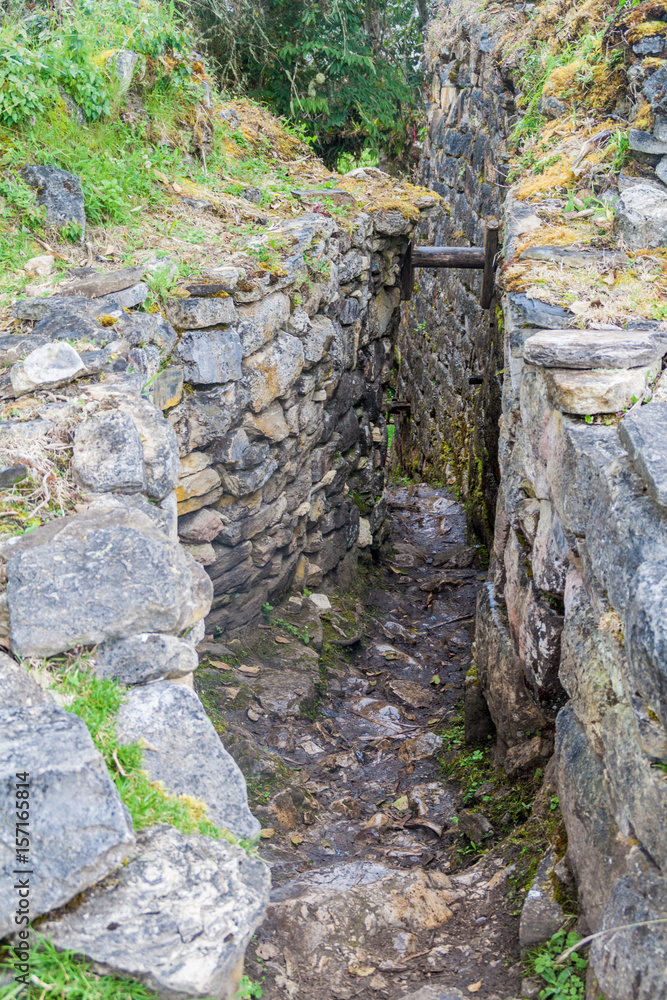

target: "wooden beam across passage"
[400,220,500,308]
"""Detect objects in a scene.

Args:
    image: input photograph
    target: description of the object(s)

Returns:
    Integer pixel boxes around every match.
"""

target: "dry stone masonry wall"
[403,5,667,998]
[0,168,429,997]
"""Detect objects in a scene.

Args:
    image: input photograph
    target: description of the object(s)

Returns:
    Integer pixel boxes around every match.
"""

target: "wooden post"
[400,240,414,302]
[480,221,499,310]
[412,246,485,268]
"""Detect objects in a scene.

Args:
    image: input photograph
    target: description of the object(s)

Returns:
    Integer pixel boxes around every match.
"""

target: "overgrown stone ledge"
[0,183,430,996]
[400,3,667,997]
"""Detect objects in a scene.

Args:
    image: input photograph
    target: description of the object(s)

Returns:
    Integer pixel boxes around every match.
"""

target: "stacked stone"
[165,210,421,633]
[394,21,510,543]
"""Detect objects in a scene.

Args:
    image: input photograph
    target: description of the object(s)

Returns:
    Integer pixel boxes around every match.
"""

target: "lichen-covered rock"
[615,184,667,249]
[5,510,212,658]
[0,705,134,936]
[11,342,86,394]
[175,329,243,385]
[42,824,270,1000]
[165,295,237,330]
[243,332,304,412]
[619,402,667,509]
[73,411,147,494]
[116,681,260,839]
[519,850,565,950]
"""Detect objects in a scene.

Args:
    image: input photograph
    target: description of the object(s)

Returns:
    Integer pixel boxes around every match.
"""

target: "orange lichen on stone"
[515,157,576,199]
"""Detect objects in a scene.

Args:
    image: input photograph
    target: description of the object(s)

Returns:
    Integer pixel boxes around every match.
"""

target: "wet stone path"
[195,484,526,1000]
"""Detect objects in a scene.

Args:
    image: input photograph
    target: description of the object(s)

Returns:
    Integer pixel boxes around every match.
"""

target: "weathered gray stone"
[616,184,667,249]
[657,156,667,186]
[0,705,134,935]
[243,400,290,442]
[73,411,147,494]
[120,396,181,501]
[643,64,667,114]
[0,464,27,488]
[633,35,667,57]
[94,633,198,684]
[506,293,575,330]
[519,850,565,950]
[145,367,184,411]
[221,457,278,497]
[42,824,269,1000]
[524,329,667,370]
[175,328,243,385]
[178,507,225,543]
[165,295,237,330]
[234,292,290,357]
[21,164,86,235]
[0,333,50,366]
[116,309,177,351]
[532,500,570,594]
[626,560,667,731]
[591,847,667,1000]
[302,314,333,365]
[629,128,667,155]
[519,246,628,268]
[0,651,53,707]
[11,341,85,394]
[254,668,315,717]
[63,266,146,300]
[619,402,667,508]
[168,382,250,454]
[6,510,212,658]
[243,332,304,412]
[541,364,657,415]
[116,682,259,838]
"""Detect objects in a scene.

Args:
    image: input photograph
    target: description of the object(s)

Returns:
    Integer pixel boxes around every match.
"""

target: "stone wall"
[0,192,425,996]
[393,16,511,543]
[167,207,433,634]
[405,4,667,997]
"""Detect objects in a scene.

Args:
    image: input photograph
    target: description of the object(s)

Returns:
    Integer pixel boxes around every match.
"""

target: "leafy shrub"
[530,930,587,1000]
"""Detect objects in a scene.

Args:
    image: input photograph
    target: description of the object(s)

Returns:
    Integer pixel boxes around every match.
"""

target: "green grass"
[48,659,255,851]
[527,930,587,1000]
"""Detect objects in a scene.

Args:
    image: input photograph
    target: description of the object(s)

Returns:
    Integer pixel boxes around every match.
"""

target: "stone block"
[0,705,134,935]
[73,411,146,494]
[175,328,242,385]
[519,850,565,950]
[94,633,198,684]
[234,291,290,357]
[243,400,290,442]
[541,364,657,415]
[20,164,86,235]
[243,332,304,412]
[616,184,667,249]
[0,652,53,708]
[165,295,237,330]
[6,510,212,658]
[524,328,667,370]
[42,825,269,1000]
[116,681,259,839]
[619,402,667,508]
[11,342,86,395]
[145,367,183,410]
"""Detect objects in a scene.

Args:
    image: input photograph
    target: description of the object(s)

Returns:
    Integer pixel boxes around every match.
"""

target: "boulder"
[0,705,134,936]
[234,291,290,357]
[10,342,85,395]
[94,633,198,684]
[253,668,315,718]
[107,50,138,93]
[20,164,86,235]
[5,510,212,658]
[116,682,260,839]
[42,825,270,1000]
[243,400,290,442]
[72,411,147,494]
[62,266,146,300]
[118,395,181,501]
[146,367,184,411]
[541,364,657,415]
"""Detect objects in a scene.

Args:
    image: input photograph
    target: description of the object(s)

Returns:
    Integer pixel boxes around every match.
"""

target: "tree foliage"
[190,0,426,168]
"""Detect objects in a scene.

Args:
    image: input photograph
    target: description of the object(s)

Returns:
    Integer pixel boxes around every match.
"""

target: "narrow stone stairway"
[195,484,533,1000]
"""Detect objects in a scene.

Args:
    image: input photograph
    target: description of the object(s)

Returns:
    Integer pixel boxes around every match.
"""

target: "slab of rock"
[619,402,667,507]
[643,64,667,115]
[519,246,628,268]
[243,400,290,442]
[73,410,147,494]
[398,988,467,1000]
[118,395,181,501]
[42,824,269,1000]
[175,328,242,385]
[541,364,656,414]
[116,682,259,839]
[21,164,85,235]
[519,850,565,950]
[626,560,667,730]
[243,332,304,412]
[107,49,137,93]
[254,668,315,718]
[24,253,54,278]
[0,464,27,487]
[524,328,666,369]
[0,705,134,935]
[178,507,225,543]
[145,367,184,410]
[616,184,667,249]
[62,266,146,299]
[0,652,53,707]
[386,678,432,707]
[5,510,212,658]
[165,295,237,330]
[94,633,198,684]
[10,341,85,394]
[506,293,575,330]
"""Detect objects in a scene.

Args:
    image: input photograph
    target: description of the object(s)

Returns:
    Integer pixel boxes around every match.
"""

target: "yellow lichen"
[628,19,667,42]
[515,157,576,199]
[543,60,589,99]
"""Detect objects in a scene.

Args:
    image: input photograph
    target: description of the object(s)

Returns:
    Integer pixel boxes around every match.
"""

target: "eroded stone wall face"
[169,210,426,634]
[410,9,667,997]
[394,22,511,543]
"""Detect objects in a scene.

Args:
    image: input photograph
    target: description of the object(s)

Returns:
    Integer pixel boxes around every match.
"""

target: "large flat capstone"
[0,705,134,936]
[116,682,260,839]
[5,511,212,658]
[524,328,667,370]
[42,824,270,1000]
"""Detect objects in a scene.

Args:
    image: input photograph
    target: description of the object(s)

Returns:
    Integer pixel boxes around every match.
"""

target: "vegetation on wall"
[187,0,427,169]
